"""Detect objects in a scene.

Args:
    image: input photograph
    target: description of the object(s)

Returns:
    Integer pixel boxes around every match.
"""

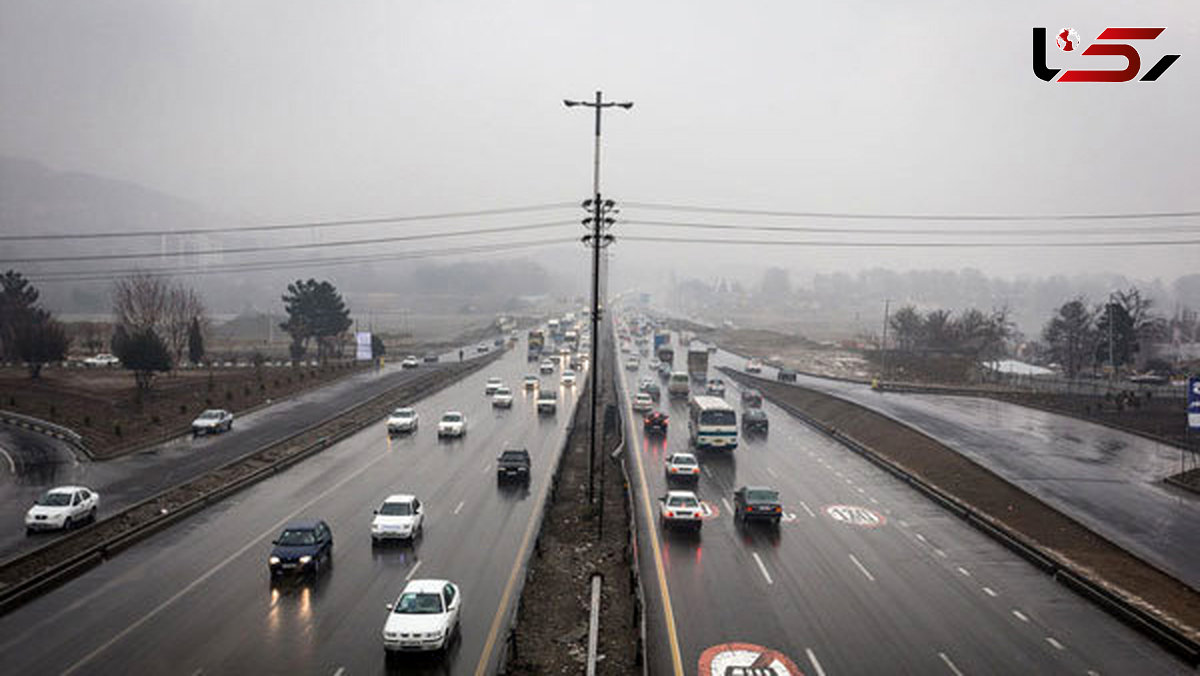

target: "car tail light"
[774,506,782,512]
[665,511,674,518]
[746,506,754,512]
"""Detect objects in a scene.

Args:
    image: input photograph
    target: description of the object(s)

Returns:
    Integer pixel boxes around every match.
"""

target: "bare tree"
[112,273,170,334]
[164,285,206,362]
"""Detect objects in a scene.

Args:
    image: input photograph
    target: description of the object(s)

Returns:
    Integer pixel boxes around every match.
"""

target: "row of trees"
[1041,288,1166,378]
[887,305,1014,362]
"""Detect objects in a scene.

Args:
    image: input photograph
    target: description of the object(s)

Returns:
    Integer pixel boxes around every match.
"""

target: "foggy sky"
[1,0,1197,284]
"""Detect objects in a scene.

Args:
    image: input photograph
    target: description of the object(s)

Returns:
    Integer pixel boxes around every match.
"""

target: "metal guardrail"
[0,410,91,458]
[721,366,1200,666]
[0,355,501,616]
[586,573,603,676]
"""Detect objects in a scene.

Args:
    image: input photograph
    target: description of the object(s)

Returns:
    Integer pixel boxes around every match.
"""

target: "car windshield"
[564,370,575,376]
[394,592,443,614]
[392,409,414,418]
[379,502,413,516]
[495,388,511,396]
[700,410,736,426]
[37,492,72,507]
[668,495,699,508]
[501,451,527,461]
[442,413,462,422]
[672,455,697,466]
[277,529,317,546]
[540,391,557,400]
[747,489,780,503]
[199,410,223,420]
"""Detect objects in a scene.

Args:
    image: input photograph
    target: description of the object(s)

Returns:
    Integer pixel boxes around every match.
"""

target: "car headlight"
[269,556,280,565]
[371,523,382,532]
[384,631,398,640]
[299,555,312,565]
[427,630,444,639]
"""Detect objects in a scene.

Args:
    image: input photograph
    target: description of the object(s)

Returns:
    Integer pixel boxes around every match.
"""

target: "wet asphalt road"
[619,334,1187,675]
[709,349,1200,591]
[0,348,487,561]
[0,343,579,675]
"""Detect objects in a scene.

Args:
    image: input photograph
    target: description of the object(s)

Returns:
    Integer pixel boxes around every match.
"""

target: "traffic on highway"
[614,314,1187,675]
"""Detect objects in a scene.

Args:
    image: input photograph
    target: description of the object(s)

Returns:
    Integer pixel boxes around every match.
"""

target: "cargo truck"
[687,344,709,381]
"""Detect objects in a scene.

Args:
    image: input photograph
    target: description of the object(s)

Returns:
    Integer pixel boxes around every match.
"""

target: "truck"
[687,344,709,381]
[527,329,545,361]
[496,448,531,482]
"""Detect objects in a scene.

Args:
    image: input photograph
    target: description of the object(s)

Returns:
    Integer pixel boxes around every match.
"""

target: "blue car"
[268,519,334,579]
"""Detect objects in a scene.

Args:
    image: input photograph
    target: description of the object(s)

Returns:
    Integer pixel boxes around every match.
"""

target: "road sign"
[1189,376,1200,431]
[698,642,803,676]
[355,332,372,360]
[824,504,886,528]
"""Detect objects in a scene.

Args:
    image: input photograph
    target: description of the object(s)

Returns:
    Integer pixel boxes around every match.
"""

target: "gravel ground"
[508,348,640,674]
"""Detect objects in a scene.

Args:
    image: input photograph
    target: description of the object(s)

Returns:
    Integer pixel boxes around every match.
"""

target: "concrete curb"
[721,366,1200,666]
[0,411,92,459]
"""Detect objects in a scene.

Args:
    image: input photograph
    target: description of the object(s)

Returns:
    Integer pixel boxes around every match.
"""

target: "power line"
[24,237,577,283]
[0,202,578,241]
[623,218,1200,237]
[623,201,1200,222]
[0,220,576,265]
[620,234,1200,248]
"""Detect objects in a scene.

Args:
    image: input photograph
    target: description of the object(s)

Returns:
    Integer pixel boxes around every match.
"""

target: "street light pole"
[564,91,632,517]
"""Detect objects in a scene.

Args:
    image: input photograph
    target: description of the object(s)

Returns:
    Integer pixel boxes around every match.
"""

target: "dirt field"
[0,361,372,459]
[741,373,1200,645]
[508,345,639,673]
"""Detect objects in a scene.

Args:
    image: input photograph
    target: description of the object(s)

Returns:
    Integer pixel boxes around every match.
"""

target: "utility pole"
[565,91,633,529]
[880,299,890,385]
[1108,295,1116,384]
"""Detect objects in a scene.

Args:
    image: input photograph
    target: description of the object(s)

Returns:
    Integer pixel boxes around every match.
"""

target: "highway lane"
[0,342,580,675]
[0,346,490,561]
[618,332,1186,675]
[709,348,1200,591]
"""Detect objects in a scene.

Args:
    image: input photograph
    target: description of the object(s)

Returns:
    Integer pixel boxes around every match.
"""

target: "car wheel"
[63,516,73,530]
[89,508,97,522]
[25,527,33,536]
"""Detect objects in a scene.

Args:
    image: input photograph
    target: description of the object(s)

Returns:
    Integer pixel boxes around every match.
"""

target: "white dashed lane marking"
[849,553,875,582]
[982,587,998,597]
[1012,609,1030,623]
[1046,637,1065,651]
[752,553,774,585]
[453,501,465,515]
[806,648,828,676]
[938,652,965,676]
[799,501,816,518]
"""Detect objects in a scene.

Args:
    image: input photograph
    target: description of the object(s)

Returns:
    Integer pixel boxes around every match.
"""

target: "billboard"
[1189,376,1200,431]
[356,332,373,361]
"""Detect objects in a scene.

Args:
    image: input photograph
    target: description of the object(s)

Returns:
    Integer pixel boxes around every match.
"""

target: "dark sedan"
[734,486,782,525]
[268,519,334,579]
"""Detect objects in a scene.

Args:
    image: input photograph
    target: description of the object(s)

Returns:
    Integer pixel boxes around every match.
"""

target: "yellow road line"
[617,356,685,676]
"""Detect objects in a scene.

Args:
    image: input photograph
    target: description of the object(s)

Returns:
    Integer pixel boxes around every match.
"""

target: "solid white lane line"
[938,652,965,676]
[453,500,465,515]
[1046,637,1064,650]
[799,501,816,518]
[0,445,15,474]
[806,648,828,676]
[982,586,998,597]
[751,552,774,585]
[848,553,875,582]
[405,560,423,581]
[703,466,713,478]
[62,447,396,675]
[721,497,733,513]
[1012,609,1030,623]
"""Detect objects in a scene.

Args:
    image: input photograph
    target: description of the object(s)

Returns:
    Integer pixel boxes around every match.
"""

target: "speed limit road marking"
[824,504,886,528]
[698,642,804,676]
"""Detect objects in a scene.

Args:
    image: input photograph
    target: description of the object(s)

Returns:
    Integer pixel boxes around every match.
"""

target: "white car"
[492,386,514,408]
[476,342,490,353]
[82,353,120,367]
[746,359,763,374]
[191,409,234,436]
[401,355,420,369]
[25,486,99,533]
[665,452,700,482]
[705,378,726,397]
[484,377,503,395]
[659,490,703,531]
[632,392,653,412]
[539,359,555,374]
[383,579,461,653]
[437,411,466,438]
[561,369,577,386]
[386,407,419,434]
[649,359,661,371]
[371,494,424,542]
[523,375,540,390]
[625,356,640,371]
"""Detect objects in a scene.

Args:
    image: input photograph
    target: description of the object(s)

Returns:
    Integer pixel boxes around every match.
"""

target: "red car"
[643,411,669,435]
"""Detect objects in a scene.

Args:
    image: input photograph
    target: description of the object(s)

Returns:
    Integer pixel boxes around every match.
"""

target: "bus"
[688,395,738,451]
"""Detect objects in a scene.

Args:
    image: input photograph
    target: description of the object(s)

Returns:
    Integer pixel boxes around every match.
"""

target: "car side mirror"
[385,603,393,611]
[271,539,279,545]
[373,509,378,515]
